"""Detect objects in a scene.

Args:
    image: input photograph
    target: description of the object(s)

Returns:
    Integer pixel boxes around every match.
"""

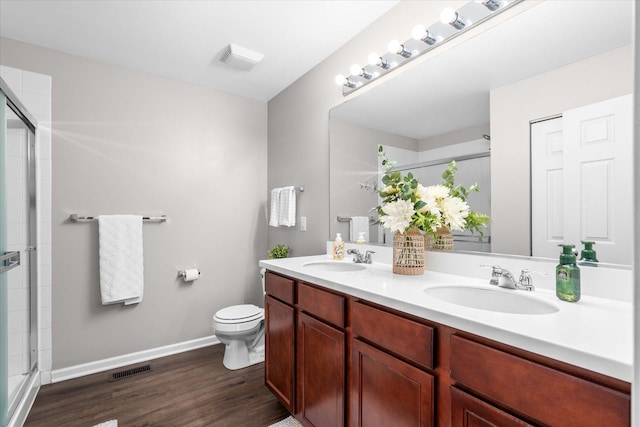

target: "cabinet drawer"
[450,335,630,427]
[265,271,295,305]
[297,282,345,328]
[351,301,434,370]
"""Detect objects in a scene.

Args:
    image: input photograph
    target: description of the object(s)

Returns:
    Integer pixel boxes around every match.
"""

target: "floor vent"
[109,364,152,382]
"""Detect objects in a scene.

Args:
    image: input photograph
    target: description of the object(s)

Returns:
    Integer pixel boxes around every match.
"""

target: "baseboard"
[51,335,220,383]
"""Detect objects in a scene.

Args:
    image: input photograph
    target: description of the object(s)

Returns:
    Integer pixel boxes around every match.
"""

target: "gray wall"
[329,118,417,241]
[0,37,268,369]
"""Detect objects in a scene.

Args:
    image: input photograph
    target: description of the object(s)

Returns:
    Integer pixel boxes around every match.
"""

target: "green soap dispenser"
[579,241,599,265]
[556,244,580,302]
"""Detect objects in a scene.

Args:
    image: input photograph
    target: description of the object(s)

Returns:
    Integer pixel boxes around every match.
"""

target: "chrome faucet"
[481,265,537,291]
[347,249,375,264]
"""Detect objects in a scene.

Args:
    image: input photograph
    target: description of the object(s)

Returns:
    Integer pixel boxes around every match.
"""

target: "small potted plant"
[268,244,290,259]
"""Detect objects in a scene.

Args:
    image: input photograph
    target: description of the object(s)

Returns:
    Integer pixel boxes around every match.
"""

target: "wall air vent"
[220,43,264,71]
[108,364,152,381]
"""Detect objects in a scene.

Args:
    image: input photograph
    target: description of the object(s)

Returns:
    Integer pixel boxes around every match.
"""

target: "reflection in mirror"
[329,0,633,264]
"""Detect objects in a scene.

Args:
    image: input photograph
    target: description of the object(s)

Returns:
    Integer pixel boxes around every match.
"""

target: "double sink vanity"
[259,246,632,426]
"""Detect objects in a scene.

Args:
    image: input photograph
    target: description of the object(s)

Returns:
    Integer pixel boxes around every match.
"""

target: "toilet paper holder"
[178,269,201,280]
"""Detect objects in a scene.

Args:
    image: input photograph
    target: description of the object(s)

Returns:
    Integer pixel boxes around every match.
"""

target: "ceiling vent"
[220,44,264,71]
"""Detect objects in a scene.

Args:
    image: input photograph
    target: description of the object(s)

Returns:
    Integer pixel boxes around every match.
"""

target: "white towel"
[98,215,144,305]
[350,216,370,242]
[269,188,281,228]
[278,186,296,227]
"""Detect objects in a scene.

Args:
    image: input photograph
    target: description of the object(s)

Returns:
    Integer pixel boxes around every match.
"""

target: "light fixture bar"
[338,0,524,96]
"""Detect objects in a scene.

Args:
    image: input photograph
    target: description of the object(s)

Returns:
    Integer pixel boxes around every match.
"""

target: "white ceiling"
[0,0,399,101]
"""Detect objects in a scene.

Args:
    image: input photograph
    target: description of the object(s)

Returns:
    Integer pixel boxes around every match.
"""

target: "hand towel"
[98,215,144,305]
[269,188,281,227]
[350,216,370,242]
[278,186,296,227]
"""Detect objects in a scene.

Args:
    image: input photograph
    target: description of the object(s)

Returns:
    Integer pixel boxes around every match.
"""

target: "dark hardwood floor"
[25,344,289,426]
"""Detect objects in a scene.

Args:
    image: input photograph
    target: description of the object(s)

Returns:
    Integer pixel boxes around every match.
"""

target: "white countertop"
[259,254,633,382]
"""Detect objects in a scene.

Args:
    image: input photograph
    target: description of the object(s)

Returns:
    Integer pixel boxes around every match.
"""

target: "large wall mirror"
[329,0,633,265]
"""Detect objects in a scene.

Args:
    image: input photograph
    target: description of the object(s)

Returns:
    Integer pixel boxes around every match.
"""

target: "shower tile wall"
[0,65,53,384]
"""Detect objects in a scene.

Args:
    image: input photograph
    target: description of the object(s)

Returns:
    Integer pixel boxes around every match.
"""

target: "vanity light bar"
[335,0,523,94]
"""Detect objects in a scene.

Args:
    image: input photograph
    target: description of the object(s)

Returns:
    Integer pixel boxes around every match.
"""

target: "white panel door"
[531,117,564,258]
[563,94,632,264]
[531,95,632,264]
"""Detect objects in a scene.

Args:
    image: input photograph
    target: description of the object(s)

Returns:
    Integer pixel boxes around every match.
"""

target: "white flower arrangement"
[377,146,490,237]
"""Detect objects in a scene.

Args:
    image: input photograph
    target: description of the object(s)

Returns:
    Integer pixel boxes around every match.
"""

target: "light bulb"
[367,52,389,69]
[368,52,381,66]
[350,63,372,79]
[387,39,411,58]
[440,7,457,24]
[440,7,466,30]
[387,39,402,55]
[350,63,363,76]
[412,24,436,45]
[334,74,355,88]
[412,25,427,40]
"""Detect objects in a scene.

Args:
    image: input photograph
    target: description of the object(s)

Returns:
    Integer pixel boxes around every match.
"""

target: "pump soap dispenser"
[333,233,345,260]
[556,244,580,302]
[579,241,598,265]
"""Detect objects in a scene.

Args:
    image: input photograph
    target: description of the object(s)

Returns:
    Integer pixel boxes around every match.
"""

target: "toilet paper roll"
[182,269,200,282]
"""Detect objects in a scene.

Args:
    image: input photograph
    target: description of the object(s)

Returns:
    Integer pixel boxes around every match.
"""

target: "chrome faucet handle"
[346,249,365,263]
[480,264,502,286]
[364,250,375,264]
[516,269,546,291]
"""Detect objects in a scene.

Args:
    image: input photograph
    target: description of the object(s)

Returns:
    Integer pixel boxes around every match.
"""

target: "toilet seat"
[213,304,264,333]
[214,304,263,323]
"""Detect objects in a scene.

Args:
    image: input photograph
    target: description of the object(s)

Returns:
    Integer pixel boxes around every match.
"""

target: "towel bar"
[69,214,167,223]
[337,216,376,224]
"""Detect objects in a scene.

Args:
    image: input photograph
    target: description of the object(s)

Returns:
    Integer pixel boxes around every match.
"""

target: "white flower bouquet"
[376,146,490,238]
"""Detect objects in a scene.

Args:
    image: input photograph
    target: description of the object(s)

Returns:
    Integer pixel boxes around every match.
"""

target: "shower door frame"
[1,77,39,425]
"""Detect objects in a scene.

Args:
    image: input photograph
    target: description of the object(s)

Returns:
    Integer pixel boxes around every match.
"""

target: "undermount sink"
[302,260,367,272]
[424,285,559,315]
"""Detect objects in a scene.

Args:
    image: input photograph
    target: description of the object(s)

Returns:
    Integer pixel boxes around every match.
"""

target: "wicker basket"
[392,227,425,275]
[426,226,454,252]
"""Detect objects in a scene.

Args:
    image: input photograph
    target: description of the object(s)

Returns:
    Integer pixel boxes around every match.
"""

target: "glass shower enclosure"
[0,78,38,426]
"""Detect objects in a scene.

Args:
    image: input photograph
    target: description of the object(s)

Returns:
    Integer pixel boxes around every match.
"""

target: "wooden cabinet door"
[350,339,434,427]
[297,312,345,427]
[451,387,532,427]
[265,295,295,413]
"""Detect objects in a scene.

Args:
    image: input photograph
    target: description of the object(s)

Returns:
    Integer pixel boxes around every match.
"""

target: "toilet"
[212,271,266,370]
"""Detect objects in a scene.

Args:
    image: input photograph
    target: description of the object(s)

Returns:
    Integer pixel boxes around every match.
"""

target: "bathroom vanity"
[260,254,631,427]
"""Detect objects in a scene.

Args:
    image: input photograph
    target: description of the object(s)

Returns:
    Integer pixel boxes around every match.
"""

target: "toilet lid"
[215,304,263,323]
